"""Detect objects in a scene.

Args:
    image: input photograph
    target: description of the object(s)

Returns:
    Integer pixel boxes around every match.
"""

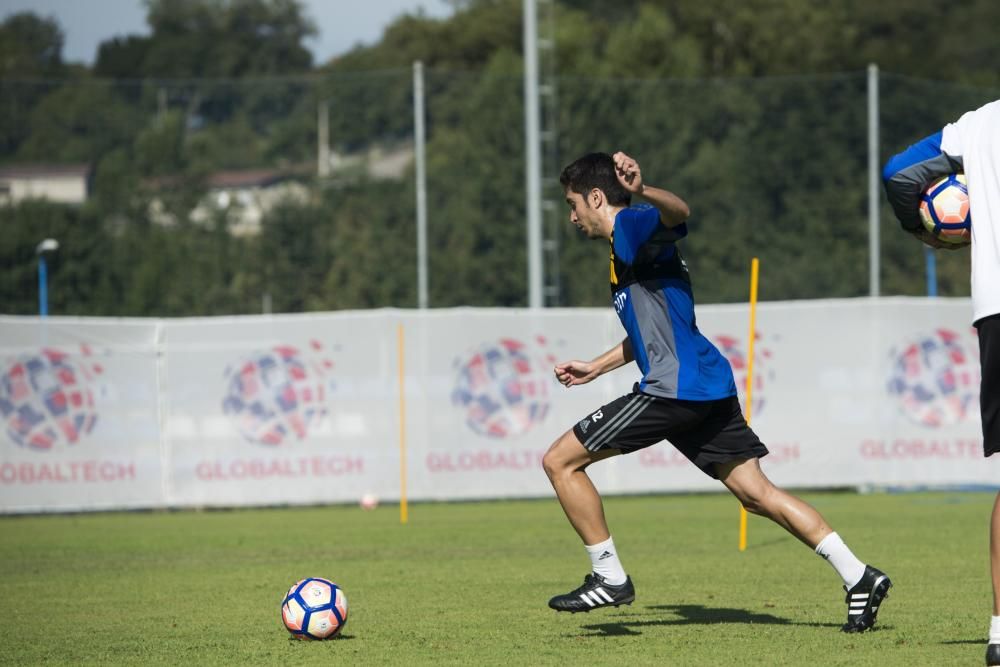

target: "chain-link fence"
[1,69,996,316]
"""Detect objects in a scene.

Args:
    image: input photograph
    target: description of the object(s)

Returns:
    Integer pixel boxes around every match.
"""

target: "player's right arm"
[883,130,964,249]
[554,337,634,387]
[612,151,690,227]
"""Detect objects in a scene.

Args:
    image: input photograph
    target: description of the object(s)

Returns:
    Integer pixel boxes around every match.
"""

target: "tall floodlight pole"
[414,61,429,309]
[867,63,880,297]
[523,0,544,308]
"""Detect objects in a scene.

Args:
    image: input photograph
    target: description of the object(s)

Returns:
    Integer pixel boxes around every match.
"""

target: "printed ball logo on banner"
[452,336,557,439]
[887,329,980,428]
[713,333,774,417]
[0,347,103,451]
[222,341,334,446]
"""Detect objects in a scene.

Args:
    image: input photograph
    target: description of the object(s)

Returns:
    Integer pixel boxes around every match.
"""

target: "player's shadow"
[940,639,987,645]
[745,536,795,549]
[572,604,841,637]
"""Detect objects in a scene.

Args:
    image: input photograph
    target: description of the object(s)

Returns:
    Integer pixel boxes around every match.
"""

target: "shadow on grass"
[744,536,795,549]
[568,604,843,637]
[287,633,356,642]
[940,638,987,645]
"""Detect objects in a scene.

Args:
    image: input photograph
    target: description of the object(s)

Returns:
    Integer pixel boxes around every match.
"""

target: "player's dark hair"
[559,153,632,207]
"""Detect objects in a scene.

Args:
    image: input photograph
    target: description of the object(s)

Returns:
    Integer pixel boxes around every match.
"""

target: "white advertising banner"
[0,318,163,512]
[693,299,993,491]
[160,312,398,508]
[1,298,996,513]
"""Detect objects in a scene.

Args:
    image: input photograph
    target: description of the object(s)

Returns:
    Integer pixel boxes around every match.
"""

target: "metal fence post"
[414,61,429,310]
[867,63,880,298]
[523,0,544,308]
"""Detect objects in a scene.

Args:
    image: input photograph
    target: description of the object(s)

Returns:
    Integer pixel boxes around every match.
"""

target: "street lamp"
[35,238,59,317]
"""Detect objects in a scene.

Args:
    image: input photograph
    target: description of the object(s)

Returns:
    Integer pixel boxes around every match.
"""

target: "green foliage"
[134,111,187,176]
[0,12,63,78]
[256,199,333,313]
[16,82,142,163]
[135,0,316,78]
[94,35,151,80]
[330,0,521,71]
[424,62,528,307]
[333,184,422,308]
[0,0,998,315]
[0,492,994,664]
[0,202,112,315]
[0,13,66,158]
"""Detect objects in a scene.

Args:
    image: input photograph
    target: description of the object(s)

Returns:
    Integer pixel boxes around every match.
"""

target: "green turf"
[0,491,994,666]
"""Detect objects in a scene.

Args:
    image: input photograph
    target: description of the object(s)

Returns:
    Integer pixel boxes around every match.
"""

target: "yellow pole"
[398,323,408,524]
[739,257,759,552]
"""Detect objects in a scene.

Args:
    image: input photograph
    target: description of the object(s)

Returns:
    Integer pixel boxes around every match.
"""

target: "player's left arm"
[883,131,964,249]
[554,338,634,388]
[612,151,689,227]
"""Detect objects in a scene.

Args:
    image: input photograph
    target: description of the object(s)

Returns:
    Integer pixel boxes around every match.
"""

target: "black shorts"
[976,313,1000,457]
[572,387,768,479]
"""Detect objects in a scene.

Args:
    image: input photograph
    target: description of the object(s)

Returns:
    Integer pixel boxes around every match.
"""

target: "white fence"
[0,298,995,513]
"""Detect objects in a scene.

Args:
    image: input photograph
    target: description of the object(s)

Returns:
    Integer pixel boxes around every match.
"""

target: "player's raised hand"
[612,151,644,194]
[554,360,598,387]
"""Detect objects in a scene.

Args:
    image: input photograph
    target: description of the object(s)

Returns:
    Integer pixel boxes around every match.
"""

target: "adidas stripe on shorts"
[572,386,768,479]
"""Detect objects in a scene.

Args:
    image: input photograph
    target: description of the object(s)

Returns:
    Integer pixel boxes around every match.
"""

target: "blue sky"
[0,0,455,65]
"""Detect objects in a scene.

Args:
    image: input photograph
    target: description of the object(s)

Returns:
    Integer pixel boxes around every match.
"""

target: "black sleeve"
[882,131,964,232]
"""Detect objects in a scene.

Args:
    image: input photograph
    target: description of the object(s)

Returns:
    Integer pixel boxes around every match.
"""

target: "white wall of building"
[0,169,88,205]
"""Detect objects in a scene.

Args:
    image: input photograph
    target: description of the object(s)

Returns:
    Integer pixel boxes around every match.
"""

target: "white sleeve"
[940,114,969,158]
[942,101,1000,159]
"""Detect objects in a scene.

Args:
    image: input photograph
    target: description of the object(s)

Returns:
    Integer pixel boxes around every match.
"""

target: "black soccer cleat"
[841,565,891,633]
[548,573,635,613]
[987,643,1000,666]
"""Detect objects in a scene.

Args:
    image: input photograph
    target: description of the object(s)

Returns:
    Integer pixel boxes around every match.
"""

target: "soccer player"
[882,99,1000,666]
[543,151,891,632]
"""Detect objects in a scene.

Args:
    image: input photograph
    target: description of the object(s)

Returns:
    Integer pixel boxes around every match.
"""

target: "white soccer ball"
[919,173,971,245]
[359,493,378,511]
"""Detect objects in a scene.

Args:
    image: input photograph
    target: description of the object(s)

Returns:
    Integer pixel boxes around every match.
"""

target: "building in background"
[194,169,310,236]
[0,165,90,205]
[147,167,311,236]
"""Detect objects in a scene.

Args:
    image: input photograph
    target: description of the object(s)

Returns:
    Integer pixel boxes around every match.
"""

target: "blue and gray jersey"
[610,205,737,401]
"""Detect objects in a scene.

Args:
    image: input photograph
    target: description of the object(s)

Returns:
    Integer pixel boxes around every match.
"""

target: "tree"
[16,82,142,164]
[0,13,66,158]
[136,0,316,128]
[4,0,999,317]
[0,12,63,79]
[142,0,315,77]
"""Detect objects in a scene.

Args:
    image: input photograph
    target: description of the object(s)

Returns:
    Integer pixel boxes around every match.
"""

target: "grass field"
[0,491,994,666]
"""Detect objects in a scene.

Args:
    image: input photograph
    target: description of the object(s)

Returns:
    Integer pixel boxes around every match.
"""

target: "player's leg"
[992,491,1000,611]
[715,457,891,632]
[663,397,826,546]
[542,428,619,546]
[543,391,664,613]
[976,314,1000,665]
[670,395,891,632]
[989,492,1000,666]
[715,457,831,547]
[543,428,635,613]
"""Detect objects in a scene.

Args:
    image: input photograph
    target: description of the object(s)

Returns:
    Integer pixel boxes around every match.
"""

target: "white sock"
[585,536,627,586]
[990,616,1000,645]
[815,532,866,589]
